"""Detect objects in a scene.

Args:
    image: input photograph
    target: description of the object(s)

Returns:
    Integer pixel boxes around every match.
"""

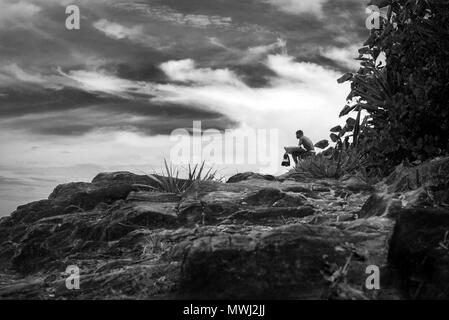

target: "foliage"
[289,149,368,179]
[146,159,220,193]
[337,0,449,175]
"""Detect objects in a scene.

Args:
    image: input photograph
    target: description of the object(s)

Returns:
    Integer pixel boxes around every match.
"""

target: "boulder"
[91,171,156,185]
[385,157,449,196]
[358,194,402,219]
[10,200,62,224]
[227,172,277,183]
[9,172,162,225]
[388,208,449,299]
[272,194,307,207]
[178,181,261,225]
[48,182,132,210]
[229,206,315,222]
[281,186,319,199]
[339,176,374,193]
[179,219,394,299]
[126,191,180,203]
[242,188,285,206]
[399,187,435,208]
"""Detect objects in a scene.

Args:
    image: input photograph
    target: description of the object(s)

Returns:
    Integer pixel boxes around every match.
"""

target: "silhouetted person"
[292,130,315,164]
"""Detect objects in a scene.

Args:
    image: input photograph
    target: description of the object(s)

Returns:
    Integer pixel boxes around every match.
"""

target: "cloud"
[59,69,150,96]
[93,19,161,48]
[242,38,288,62]
[156,54,349,145]
[319,45,361,71]
[160,59,245,86]
[116,2,233,29]
[262,0,327,16]
[0,1,41,28]
[0,84,238,136]
[1,106,237,137]
[1,63,45,84]
[94,19,143,40]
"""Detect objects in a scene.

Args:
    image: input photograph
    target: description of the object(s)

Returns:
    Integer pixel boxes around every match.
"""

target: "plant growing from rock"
[289,149,367,179]
[336,0,449,175]
[146,159,221,194]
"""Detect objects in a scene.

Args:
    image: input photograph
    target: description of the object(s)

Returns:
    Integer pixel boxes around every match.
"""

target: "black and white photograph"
[0,0,448,307]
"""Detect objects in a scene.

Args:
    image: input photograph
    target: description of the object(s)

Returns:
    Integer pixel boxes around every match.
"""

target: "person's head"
[296,130,304,139]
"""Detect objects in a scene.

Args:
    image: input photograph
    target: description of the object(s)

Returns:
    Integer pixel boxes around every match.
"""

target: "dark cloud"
[0,90,240,136]
[4,113,238,136]
[0,87,112,118]
[228,63,278,88]
[0,0,371,138]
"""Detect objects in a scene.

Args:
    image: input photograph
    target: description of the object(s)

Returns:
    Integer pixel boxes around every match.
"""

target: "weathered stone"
[388,208,449,299]
[272,194,306,207]
[10,200,62,224]
[91,171,156,185]
[112,202,179,229]
[177,181,262,225]
[48,182,133,210]
[242,188,285,206]
[358,193,402,219]
[339,176,373,193]
[281,186,319,199]
[179,220,394,299]
[227,172,277,183]
[3,160,447,300]
[126,191,180,203]
[399,187,434,208]
[385,157,449,195]
[230,206,315,222]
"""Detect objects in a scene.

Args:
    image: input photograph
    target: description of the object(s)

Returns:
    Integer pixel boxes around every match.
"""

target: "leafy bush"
[338,0,449,175]
[146,159,220,193]
[289,149,368,179]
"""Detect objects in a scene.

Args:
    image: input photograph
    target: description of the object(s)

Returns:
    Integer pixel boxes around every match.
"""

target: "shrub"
[338,0,449,175]
[146,159,221,193]
[288,149,368,179]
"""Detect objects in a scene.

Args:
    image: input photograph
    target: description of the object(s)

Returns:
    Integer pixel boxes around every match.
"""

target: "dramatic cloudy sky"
[0,0,370,215]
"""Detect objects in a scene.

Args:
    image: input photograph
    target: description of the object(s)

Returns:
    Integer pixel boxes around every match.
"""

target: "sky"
[0,0,370,216]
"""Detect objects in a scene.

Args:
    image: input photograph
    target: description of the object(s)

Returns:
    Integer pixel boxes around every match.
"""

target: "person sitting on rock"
[292,130,315,164]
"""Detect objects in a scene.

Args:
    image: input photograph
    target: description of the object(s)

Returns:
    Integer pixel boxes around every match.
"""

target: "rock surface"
[0,157,449,299]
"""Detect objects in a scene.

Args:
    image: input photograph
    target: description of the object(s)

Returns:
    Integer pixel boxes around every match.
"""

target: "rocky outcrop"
[385,157,449,205]
[179,219,393,299]
[226,172,277,183]
[0,157,448,299]
[388,208,449,299]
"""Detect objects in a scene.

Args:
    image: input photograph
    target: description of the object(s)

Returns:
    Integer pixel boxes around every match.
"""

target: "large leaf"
[337,73,353,84]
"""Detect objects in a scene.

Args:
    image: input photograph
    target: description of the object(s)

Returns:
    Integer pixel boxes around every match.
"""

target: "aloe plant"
[146,159,220,194]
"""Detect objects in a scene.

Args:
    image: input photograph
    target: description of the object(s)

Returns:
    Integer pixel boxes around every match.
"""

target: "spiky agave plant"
[145,159,186,193]
[145,159,220,194]
[290,149,367,179]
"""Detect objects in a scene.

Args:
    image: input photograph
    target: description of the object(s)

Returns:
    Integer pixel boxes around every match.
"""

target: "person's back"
[298,135,315,152]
